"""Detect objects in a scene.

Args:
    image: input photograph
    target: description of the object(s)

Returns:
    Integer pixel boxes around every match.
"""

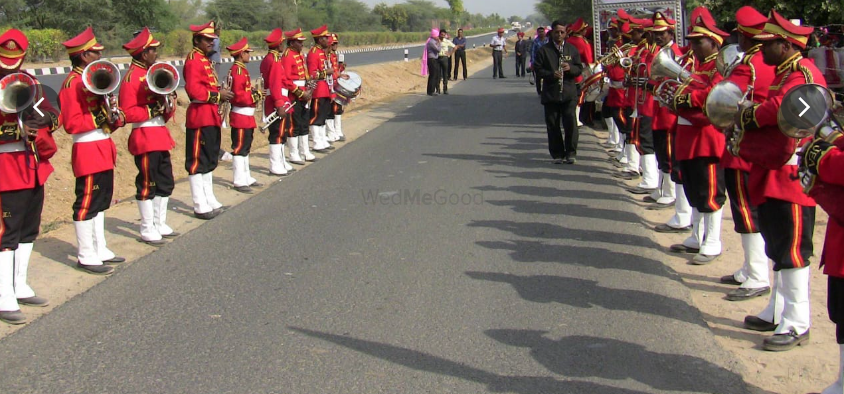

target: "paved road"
[0,67,762,394]
[34,32,508,107]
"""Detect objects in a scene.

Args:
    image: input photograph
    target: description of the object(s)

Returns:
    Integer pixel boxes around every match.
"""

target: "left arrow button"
[33,97,44,117]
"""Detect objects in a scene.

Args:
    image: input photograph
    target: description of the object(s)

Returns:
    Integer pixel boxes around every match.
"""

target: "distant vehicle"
[511,21,522,31]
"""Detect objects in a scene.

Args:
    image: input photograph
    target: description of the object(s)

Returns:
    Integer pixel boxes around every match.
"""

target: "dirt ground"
[7,37,837,393]
[593,125,837,394]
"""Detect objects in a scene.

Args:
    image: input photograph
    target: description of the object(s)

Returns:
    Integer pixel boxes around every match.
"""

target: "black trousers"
[544,100,578,159]
[634,116,655,155]
[309,97,332,126]
[515,54,526,76]
[290,101,309,137]
[134,151,175,201]
[231,128,255,156]
[492,51,504,78]
[73,170,114,221]
[653,129,670,173]
[0,185,44,249]
[437,56,450,93]
[828,276,844,343]
[453,50,467,79]
[758,199,815,271]
[679,157,726,213]
[427,58,440,95]
[267,117,285,145]
[185,126,221,175]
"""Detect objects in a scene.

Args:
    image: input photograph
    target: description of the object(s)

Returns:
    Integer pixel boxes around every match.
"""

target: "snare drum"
[334,71,362,106]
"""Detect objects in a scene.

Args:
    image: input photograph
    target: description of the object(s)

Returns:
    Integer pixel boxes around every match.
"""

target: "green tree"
[535,0,599,24]
[205,0,272,31]
[373,3,408,31]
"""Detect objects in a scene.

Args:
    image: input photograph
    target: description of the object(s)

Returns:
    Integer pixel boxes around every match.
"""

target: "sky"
[359,0,540,19]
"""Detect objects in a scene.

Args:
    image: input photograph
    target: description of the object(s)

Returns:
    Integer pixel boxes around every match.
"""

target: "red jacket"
[0,72,58,192]
[674,52,724,161]
[59,67,121,177]
[307,46,332,99]
[650,42,683,131]
[184,48,222,129]
[568,35,593,84]
[719,46,774,172]
[227,62,259,129]
[605,63,626,107]
[627,42,656,118]
[119,60,176,156]
[277,48,309,103]
[739,55,824,206]
[818,144,844,277]
[623,41,646,109]
[261,49,287,117]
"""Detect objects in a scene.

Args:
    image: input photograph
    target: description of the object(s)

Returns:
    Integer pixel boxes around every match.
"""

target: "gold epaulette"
[798,64,814,84]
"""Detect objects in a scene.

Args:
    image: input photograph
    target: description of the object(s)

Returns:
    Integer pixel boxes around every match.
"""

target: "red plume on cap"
[735,6,767,38]
[0,28,28,69]
[685,7,729,45]
[651,11,675,32]
[617,9,630,22]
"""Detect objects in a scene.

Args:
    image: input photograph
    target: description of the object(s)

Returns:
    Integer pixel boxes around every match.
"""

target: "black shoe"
[726,286,771,301]
[325,145,336,150]
[763,330,809,351]
[338,136,346,142]
[499,75,506,78]
[443,91,449,95]
[613,171,640,180]
[691,253,720,265]
[626,186,657,195]
[0,310,26,325]
[553,158,564,164]
[720,274,742,285]
[669,244,700,254]
[139,238,167,246]
[250,181,265,188]
[194,210,219,220]
[646,202,674,211]
[162,232,180,238]
[744,315,777,332]
[17,296,49,307]
[427,93,434,96]
[655,224,692,233]
[234,185,254,194]
[102,256,125,264]
[643,196,657,203]
[76,263,114,276]
[289,159,305,165]
[564,157,576,164]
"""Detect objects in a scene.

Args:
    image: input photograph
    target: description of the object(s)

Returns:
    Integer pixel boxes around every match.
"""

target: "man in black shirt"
[533,20,583,164]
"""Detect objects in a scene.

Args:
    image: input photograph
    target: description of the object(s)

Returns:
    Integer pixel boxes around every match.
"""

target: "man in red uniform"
[184,21,234,220]
[307,25,336,153]
[260,28,294,176]
[59,27,126,275]
[613,17,647,181]
[273,28,313,165]
[645,12,682,208]
[326,33,349,143]
[800,127,844,393]
[601,17,625,154]
[734,10,823,351]
[666,8,727,265]
[119,27,178,246]
[226,37,265,194]
[714,7,775,301]
[0,29,60,323]
[567,18,593,128]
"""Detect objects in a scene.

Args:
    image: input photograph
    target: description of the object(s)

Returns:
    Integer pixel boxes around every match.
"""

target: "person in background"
[452,29,467,81]
[437,29,454,94]
[530,27,549,94]
[514,32,527,77]
[424,28,441,96]
[808,34,844,91]
[490,28,507,79]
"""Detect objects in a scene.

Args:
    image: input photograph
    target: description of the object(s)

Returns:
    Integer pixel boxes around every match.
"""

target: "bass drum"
[334,71,362,106]
[582,64,606,102]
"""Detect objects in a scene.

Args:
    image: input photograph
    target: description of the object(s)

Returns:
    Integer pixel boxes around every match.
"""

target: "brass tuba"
[0,72,37,116]
[146,62,180,113]
[715,44,744,78]
[82,60,121,123]
[652,47,700,108]
[705,80,749,129]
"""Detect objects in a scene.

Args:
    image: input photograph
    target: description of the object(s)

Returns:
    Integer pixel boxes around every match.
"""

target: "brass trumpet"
[219,68,233,127]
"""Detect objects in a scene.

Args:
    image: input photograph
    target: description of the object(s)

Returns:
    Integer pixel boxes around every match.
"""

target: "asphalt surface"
[34,32,507,108]
[0,67,762,394]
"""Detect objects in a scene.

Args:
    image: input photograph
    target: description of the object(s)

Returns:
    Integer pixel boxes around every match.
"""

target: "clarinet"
[559,51,565,95]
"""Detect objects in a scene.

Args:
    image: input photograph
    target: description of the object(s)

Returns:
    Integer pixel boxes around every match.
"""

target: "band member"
[260,28,294,176]
[119,27,178,246]
[666,8,728,265]
[274,28,313,165]
[184,21,234,220]
[716,6,775,301]
[307,24,335,153]
[645,12,682,208]
[326,33,347,143]
[59,27,126,275]
[734,9,823,351]
[601,17,626,155]
[613,17,647,181]
[226,38,264,194]
[0,29,60,323]
[533,20,583,164]
[567,18,593,127]
[800,130,844,393]
[626,19,660,195]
